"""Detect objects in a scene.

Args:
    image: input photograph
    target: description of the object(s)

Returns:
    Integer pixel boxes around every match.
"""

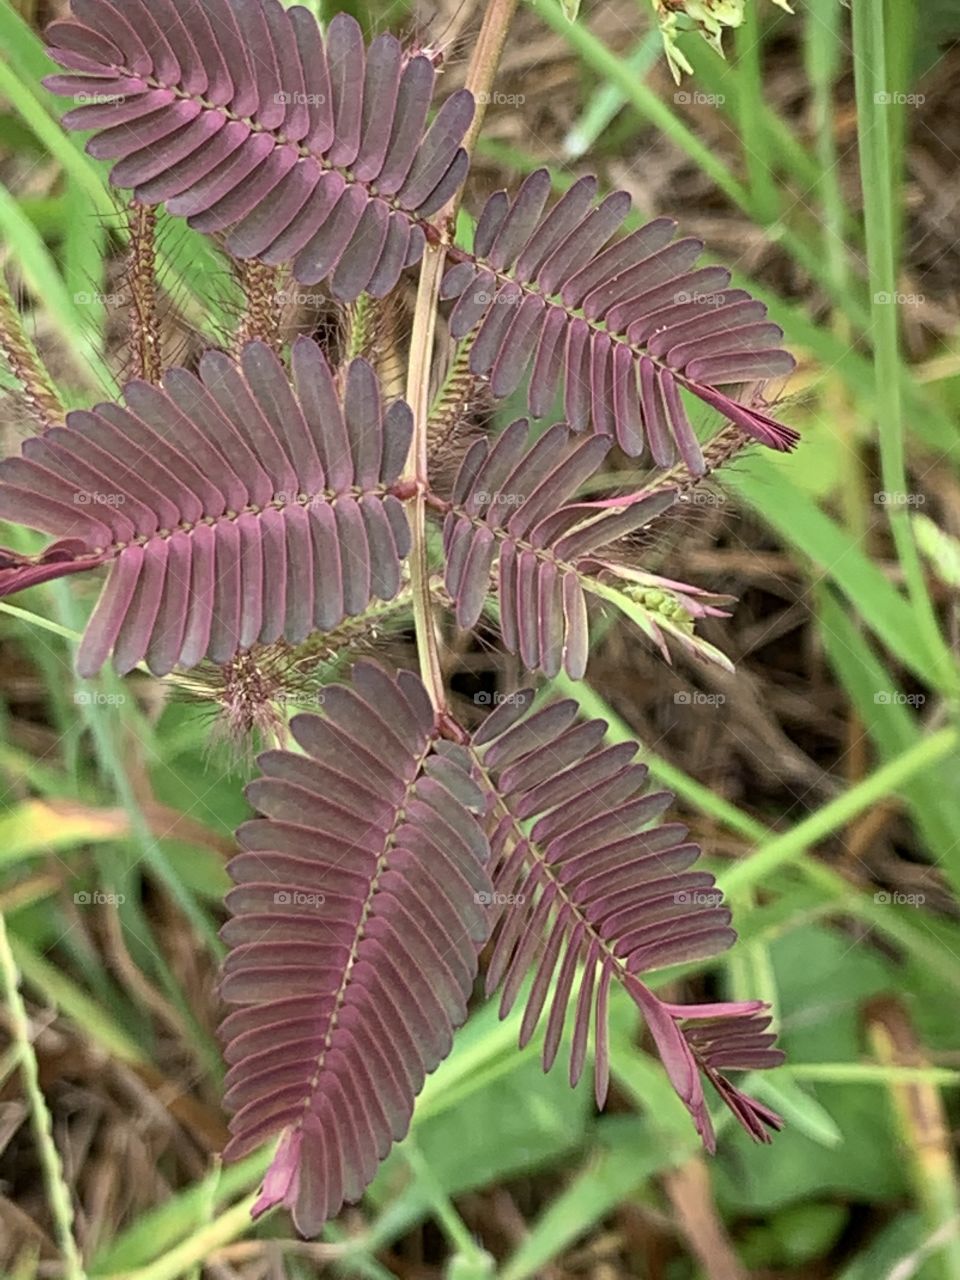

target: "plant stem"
[127,201,162,384]
[405,254,449,710]
[866,999,960,1280]
[722,726,958,894]
[851,2,959,696]
[0,909,86,1280]
[403,1138,492,1269]
[735,3,780,223]
[403,0,520,712]
[106,1195,261,1280]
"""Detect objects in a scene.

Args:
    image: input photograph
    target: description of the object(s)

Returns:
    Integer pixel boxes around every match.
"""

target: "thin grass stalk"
[403,1139,493,1272]
[866,998,960,1280]
[0,909,86,1280]
[805,0,851,304]
[851,3,959,696]
[735,4,780,223]
[103,1195,260,1280]
[722,726,959,894]
[806,0,873,793]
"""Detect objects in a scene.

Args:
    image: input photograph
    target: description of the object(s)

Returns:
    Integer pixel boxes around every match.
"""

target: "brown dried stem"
[235,259,282,355]
[127,202,162,384]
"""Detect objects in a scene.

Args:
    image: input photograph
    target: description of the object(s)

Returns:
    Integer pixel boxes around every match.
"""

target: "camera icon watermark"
[74,490,125,507]
[275,289,326,307]
[74,92,126,106]
[274,890,325,907]
[474,690,529,708]
[474,490,525,508]
[673,290,726,308]
[74,291,123,306]
[74,890,126,906]
[674,91,725,106]
[473,289,521,306]
[873,91,924,106]
[874,491,925,506]
[873,291,924,306]
[74,690,126,707]
[674,890,724,907]
[475,890,526,906]
[674,691,726,706]
[275,91,326,106]
[874,890,926,906]
[874,691,925,707]
[475,90,525,107]
[679,490,726,507]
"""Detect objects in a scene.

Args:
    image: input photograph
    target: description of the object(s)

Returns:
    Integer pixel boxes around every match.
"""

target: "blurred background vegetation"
[2,0,960,1276]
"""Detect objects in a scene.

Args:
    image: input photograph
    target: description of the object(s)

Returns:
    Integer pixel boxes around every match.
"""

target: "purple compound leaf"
[221,661,493,1234]
[442,168,799,461]
[443,420,678,678]
[0,340,412,677]
[44,1,474,300]
[469,696,785,1148]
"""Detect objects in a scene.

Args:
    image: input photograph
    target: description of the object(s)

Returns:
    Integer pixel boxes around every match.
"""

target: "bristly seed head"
[203,646,292,756]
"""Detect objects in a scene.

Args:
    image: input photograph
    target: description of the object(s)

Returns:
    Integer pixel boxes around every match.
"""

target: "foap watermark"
[874,691,926,707]
[874,91,925,106]
[874,890,926,906]
[474,490,525,508]
[280,688,327,710]
[275,91,327,106]
[74,890,126,906]
[874,491,925,506]
[874,291,924,306]
[74,690,125,707]
[473,289,521,307]
[475,890,526,906]
[674,691,726,706]
[675,890,724,907]
[275,289,327,308]
[674,90,725,107]
[270,491,309,506]
[75,291,124,307]
[274,890,326,908]
[73,92,125,106]
[74,490,125,507]
[678,490,726,507]
[475,90,525,107]
[474,690,529,708]
[673,290,726,308]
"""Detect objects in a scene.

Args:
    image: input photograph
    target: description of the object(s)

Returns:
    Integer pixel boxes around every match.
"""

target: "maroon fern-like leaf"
[443,419,676,678]
[44,1,473,300]
[0,339,412,677]
[469,695,784,1149]
[220,661,493,1234]
[441,168,798,461]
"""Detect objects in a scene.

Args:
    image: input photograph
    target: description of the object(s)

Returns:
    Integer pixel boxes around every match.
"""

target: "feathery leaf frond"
[45,1,474,300]
[470,695,784,1148]
[0,339,412,676]
[441,169,798,461]
[220,662,493,1233]
[444,420,677,677]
